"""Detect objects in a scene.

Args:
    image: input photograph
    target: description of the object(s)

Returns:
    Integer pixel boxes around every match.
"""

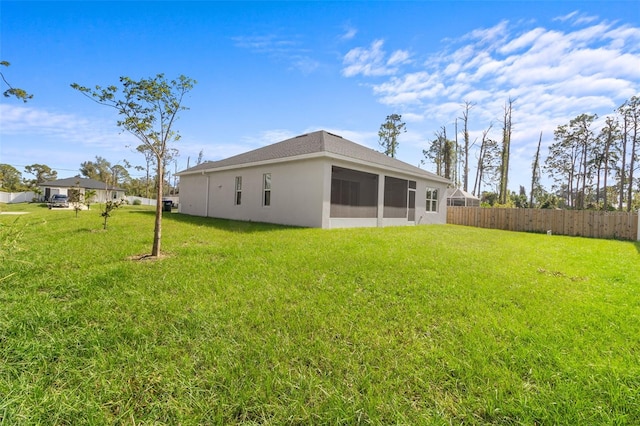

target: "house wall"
[179,158,448,229]
[180,158,326,228]
[39,186,125,203]
[323,159,448,228]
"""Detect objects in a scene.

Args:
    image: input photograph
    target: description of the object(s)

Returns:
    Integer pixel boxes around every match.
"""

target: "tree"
[72,74,196,257]
[84,189,97,210]
[472,124,499,196]
[460,100,475,192]
[80,156,112,182]
[68,180,84,218]
[617,96,639,212]
[0,164,24,192]
[136,145,155,199]
[378,114,406,158]
[1,61,33,102]
[498,99,514,204]
[423,126,456,181]
[595,117,620,210]
[23,164,57,188]
[544,114,597,209]
[530,132,543,208]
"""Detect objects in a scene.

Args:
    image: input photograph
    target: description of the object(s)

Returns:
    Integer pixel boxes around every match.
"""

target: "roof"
[446,188,480,200]
[178,130,450,183]
[40,177,125,191]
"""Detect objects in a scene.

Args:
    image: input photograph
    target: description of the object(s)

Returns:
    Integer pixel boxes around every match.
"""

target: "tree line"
[415,95,639,211]
[0,156,183,199]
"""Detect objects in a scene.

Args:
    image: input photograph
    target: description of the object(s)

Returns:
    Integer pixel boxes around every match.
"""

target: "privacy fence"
[447,207,640,241]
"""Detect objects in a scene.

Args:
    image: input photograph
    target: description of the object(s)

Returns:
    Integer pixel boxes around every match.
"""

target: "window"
[330,166,378,218]
[426,187,438,212]
[263,173,271,206]
[235,176,242,205]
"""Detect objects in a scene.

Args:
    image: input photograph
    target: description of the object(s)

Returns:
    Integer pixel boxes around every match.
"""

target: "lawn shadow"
[127,210,299,233]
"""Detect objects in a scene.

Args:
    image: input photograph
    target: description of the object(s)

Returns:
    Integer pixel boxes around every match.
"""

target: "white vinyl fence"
[0,191,37,204]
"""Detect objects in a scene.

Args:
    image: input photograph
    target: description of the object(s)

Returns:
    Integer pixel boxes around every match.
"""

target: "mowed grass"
[1,203,639,425]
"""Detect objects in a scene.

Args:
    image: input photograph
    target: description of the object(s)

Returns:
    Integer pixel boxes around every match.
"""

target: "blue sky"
[1,1,639,193]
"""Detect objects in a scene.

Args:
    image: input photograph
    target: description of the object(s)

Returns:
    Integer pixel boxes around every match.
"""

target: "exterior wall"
[179,158,448,229]
[39,186,124,203]
[324,159,448,228]
[178,174,210,216]
[414,180,448,225]
[180,158,326,228]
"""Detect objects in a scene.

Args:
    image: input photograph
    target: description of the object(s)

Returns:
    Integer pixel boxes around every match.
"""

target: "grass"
[1,202,639,424]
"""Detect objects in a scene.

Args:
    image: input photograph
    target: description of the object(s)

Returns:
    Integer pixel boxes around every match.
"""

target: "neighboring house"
[446,188,481,207]
[39,177,126,203]
[177,130,451,229]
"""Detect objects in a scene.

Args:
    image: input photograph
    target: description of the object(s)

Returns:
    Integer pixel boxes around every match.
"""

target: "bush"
[132,199,142,206]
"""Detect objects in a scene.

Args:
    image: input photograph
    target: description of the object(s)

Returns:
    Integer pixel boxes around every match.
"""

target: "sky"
[1,1,639,194]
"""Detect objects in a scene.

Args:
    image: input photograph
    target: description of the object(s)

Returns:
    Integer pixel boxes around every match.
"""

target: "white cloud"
[340,26,358,41]
[387,50,411,66]
[342,39,410,77]
[0,104,134,149]
[345,15,640,189]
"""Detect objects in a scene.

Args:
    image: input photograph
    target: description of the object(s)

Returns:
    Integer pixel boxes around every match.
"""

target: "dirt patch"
[127,253,170,261]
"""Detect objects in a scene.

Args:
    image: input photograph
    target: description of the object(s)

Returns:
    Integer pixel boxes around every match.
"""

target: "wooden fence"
[447,207,640,241]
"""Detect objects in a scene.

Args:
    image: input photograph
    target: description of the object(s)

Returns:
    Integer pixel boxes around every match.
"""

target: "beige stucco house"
[176,130,451,228]
[39,177,126,203]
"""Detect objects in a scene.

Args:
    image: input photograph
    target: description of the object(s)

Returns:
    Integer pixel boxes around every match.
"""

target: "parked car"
[48,194,69,208]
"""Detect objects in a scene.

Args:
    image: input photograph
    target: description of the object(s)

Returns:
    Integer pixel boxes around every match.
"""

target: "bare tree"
[498,99,514,204]
[530,132,543,208]
[460,101,475,192]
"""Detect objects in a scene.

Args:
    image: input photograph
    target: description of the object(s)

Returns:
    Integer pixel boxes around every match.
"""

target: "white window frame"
[235,176,242,205]
[426,187,438,212]
[263,173,271,206]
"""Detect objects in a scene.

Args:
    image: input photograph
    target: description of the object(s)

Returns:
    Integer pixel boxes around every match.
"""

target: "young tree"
[1,61,33,102]
[68,180,85,218]
[378,114,406,158]
[72,74,196,257]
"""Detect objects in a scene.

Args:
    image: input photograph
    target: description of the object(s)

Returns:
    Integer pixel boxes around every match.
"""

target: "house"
[39,177,126,203]
[176,130,451,229]
[446,188,481,207]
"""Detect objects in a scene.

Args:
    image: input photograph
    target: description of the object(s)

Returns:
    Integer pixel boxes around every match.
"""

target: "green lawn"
[1,203,639,424]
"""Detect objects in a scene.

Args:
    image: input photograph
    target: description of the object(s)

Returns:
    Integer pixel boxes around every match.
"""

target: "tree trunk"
[152,158,163,257]
[619,119,628,211]
[530,132,542,208]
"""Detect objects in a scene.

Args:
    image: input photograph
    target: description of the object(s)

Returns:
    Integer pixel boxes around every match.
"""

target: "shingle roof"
[40,177,125,191]
[178,130,450,183]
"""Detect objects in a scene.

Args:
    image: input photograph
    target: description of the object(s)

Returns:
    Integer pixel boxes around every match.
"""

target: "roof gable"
[179,130,449,183]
